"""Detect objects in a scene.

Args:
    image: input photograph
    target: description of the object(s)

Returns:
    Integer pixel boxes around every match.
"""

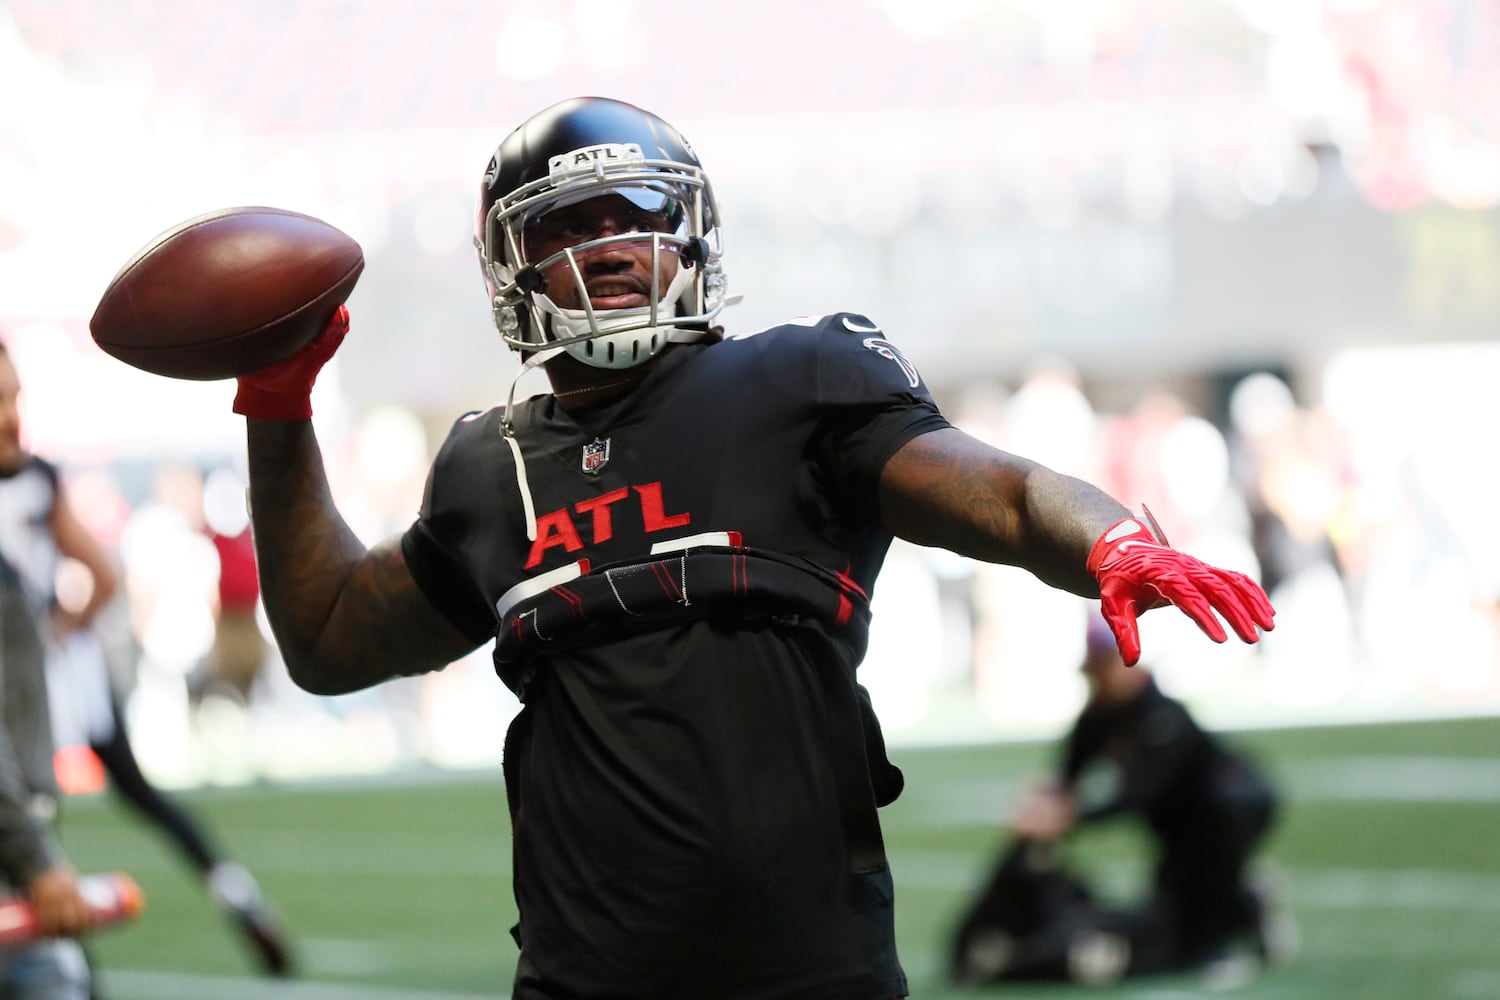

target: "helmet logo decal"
[549,143,645,179]
[483,151,502,189]
[582,437,612,475]
[862,337,921,389]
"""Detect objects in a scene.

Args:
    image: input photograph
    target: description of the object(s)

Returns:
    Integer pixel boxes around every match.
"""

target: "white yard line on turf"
[1290,755,1500,800]
[96,969,507,1000]
[889,850,1500,912]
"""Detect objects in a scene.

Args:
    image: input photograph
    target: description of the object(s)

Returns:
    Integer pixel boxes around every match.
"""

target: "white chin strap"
[536,263,700,370]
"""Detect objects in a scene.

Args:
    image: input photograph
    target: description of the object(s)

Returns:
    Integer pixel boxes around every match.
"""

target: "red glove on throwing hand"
[1087,510,1275,666]
[232,305,350,420]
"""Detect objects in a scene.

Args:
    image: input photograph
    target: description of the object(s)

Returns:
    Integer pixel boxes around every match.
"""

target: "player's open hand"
[1087,515,1275,666]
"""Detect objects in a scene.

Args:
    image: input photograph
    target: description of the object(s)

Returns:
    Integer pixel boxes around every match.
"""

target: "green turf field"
[57,713,1500,999]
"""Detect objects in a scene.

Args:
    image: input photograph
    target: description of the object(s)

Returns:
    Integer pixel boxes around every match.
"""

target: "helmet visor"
[522,187,689,261]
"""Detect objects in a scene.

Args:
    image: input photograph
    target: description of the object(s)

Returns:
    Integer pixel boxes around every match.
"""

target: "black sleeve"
[399,412,504,645]
[803,314,950,520]
[400,525,495,645]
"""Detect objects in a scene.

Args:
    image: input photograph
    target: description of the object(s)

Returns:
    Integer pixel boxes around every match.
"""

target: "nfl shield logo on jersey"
[581,438,611,475]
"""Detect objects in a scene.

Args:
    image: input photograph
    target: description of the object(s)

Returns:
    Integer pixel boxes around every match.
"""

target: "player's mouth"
[586,278,650,309]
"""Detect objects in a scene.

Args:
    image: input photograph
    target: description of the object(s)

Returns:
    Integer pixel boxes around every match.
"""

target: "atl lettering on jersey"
[526,481,690,569]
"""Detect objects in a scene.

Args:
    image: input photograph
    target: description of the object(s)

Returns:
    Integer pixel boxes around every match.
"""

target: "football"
[90,206,364,381]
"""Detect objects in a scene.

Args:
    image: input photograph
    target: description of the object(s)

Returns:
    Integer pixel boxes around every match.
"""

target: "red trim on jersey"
[733,552,748,596]
[835,567,869,602]
[832,568,866,627]
[834,594,853,627]
[550,584,587,623]
[649,560,684,602]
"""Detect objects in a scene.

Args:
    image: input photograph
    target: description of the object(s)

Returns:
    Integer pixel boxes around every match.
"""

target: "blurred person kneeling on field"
[948,609,1296,987]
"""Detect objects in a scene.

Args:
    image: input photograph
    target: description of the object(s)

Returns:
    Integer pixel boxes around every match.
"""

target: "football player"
[234,96,1274,999]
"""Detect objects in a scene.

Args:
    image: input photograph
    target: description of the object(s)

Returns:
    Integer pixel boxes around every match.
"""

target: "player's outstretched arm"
[878,426,1274,664]
[878,425,1126,594]
[236,307,479,694]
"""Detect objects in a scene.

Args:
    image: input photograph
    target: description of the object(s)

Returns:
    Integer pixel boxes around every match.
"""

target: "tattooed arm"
[877,425,1131,596]
[245,420,480,694]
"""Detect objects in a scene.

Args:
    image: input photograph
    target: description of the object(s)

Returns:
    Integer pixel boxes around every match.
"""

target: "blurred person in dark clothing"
[0,342,293,978]
[949,610,1292,986]
[0,550,97,998]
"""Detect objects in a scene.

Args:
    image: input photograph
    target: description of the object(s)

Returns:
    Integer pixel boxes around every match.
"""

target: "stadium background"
[2,1,1498,997]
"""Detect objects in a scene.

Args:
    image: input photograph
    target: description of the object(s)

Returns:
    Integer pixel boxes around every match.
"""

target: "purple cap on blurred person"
[1084,607,1118,658]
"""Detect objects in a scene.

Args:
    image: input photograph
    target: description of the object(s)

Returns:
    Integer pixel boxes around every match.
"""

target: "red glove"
[232,305,349,420]
[1087,511,1275,666]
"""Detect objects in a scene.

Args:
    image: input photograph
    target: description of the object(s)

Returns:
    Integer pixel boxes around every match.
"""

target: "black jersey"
[403,314,947,999]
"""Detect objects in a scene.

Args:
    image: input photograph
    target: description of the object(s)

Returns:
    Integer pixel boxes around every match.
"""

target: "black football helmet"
[475,97,727,370]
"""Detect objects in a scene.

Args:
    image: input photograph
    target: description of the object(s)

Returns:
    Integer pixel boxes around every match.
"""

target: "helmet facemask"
[477,142,727,370]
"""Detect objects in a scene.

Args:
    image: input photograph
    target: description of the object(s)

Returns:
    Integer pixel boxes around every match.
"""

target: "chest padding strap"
[493,545,872,683]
